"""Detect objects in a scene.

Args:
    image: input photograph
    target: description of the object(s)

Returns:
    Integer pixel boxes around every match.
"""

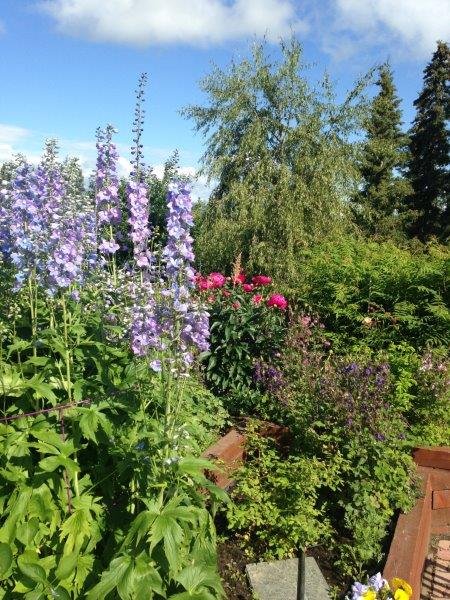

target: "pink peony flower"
[222,289,231,297]
[243,283,254,293]
[196,277,212,291]
[267,293,288,310]
[232,301,241,309]
[209,272,226,287]
[252,275,272,286]
[252,294,263,305]
[209,272,226,288]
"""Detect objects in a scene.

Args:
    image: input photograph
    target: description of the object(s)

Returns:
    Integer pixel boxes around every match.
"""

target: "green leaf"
[86,556,131,600]
[17,558,47,584]
[50,587,71,600]
[133,553,164,598]
[38,456,65,473]
[0,543,12,578]
[55,552,78,581]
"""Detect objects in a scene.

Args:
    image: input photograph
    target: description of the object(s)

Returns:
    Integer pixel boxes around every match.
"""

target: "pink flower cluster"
[195,271,287,310]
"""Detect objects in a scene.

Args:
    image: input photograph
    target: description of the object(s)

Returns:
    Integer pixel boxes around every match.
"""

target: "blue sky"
[0,0,449,196]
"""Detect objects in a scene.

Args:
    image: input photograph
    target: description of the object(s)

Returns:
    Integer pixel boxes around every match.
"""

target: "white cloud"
[334,0,450,58]
[40,0,307,46]
[0,124,33,162]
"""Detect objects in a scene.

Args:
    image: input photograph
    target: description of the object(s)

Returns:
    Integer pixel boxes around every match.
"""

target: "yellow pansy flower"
[391,577,412,600]
[394,591,410,600]
[362,590,376,600]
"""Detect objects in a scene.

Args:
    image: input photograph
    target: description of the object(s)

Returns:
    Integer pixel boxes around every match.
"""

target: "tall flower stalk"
[95,125,121,284]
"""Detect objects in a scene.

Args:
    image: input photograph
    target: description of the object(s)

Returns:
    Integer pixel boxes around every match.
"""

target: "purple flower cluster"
[254,360,286,396]
[159,181,209,366]
[3,142,92,295]
[7,163,46,289]
[95,125,121,255]
[129,280,161,357]
[128,180,151,268]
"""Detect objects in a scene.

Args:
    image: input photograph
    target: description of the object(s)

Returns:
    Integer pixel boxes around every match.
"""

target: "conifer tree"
[353,64,410,238]
[407,41,450,240]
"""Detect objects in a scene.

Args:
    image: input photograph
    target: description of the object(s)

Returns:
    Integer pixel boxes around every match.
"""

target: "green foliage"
[406,40,450,240]
[352,63,411,238]
[249,316,419,580]
[226,430,334,559]
[0,287,227,598]
[185,39,371,281]
[335,438,415,579]
[291,237,449,350]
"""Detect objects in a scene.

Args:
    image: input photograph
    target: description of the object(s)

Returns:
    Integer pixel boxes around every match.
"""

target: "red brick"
[438,540,450,551]
[436,548,450,561]
[434,489,450,510]
[434,568,450,581]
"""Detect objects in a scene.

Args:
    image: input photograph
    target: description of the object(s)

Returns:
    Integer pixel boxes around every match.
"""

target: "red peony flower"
[252,294,263,304]
[209,272,226,288]
[267,293,288,310]
[233,272,246,284]
[232,301,241,309]
[252,275,272,286]
[242,283,254,293]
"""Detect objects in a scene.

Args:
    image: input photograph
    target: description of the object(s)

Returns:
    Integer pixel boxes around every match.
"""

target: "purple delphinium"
[95,125,121,257]
[126,73,160,358]
[161,181,209,367]
[128,74,151,268]
[8,162,47,290]
[128,179,151,268]
[129,279,161,357]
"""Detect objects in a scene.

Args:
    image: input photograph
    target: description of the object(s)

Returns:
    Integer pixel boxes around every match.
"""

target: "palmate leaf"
[133,552,165,599]
[150,514,183,573]
[87,556,131,599]
[175,565,223,595]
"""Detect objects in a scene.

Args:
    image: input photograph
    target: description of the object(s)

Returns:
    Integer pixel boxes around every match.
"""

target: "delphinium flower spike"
[95,125,121,258]
[161,181,209,370]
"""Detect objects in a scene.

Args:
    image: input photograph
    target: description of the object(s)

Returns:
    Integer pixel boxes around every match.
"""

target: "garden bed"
[204,427,450,599]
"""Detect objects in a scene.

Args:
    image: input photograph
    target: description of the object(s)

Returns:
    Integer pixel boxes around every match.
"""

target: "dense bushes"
[290,237,449,350]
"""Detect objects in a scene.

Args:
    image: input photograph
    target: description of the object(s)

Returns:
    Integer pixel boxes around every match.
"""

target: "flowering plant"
[347,573,412,600]
[0,75,225,599]
[196,269,288,401]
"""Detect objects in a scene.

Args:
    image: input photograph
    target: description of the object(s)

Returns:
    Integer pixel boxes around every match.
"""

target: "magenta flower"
[209,272,226,288]
[252,275,272,286]
[267,293,288,310]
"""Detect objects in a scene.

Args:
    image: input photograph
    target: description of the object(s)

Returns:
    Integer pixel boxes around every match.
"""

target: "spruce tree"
[407,41,450,240]
[353,64,410,238]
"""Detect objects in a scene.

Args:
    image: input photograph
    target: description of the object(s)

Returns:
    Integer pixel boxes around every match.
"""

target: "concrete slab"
[246,556,330,600]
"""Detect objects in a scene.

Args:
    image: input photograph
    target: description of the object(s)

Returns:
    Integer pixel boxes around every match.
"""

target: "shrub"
[226,429,336,560]
[290,237,449,350]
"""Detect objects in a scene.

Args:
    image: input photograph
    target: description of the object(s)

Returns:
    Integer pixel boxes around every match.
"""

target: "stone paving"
[246,556,330,600]
[421,539,450,599]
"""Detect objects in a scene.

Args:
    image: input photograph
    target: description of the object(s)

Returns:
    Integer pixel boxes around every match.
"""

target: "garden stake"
[297,548,306,600]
